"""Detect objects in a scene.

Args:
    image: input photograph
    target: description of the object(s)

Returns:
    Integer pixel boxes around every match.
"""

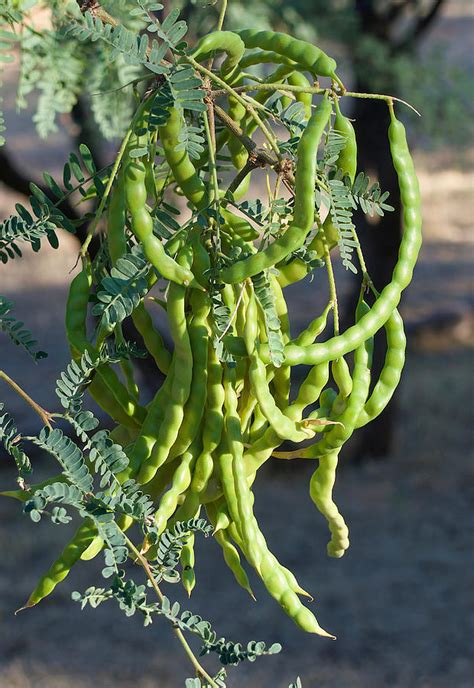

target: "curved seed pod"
[236,29,339,81]
[275,336,371,460]
[220,94,332,283]
[259,112,421,366]
[331,356,353,400]
[131,302,172,375]
[167,290,210,461]
[238,49,297,70]
[293,361,330,416]
[137,267,193,485]
[159,106,209,211]
[190,343,225,496]
[215,529,255,598]
[309,448,349,558]
[287,71,313,119]
[181,534,196,597]
[333,97,358,183]
[206,502,255,599]
[123,365,175,480]
[65,260,145,429]
[107,170,128,264]
[191,31,246,76]
[125,113,198,288]
[356,308,406,427]
[224,367,264,572]
[294,301,333,347]
[268,275,291,410]
[248,350,313,442]
[152,438,201,537]
[22,520,96,609]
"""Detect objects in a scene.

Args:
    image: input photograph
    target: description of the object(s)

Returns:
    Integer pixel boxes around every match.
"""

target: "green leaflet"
[252,271,285,368]
[0,296,47,360]
[92,246,150,334]
[0,403,31,476]
[29,427,93,493]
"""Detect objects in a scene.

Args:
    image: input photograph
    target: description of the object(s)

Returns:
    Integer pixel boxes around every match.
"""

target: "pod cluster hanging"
[24,28,422,638]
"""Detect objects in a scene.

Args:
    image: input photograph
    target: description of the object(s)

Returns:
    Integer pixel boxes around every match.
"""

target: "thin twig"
[0,371,53,429]
[322,236,339,337]
[217,282,247,342]
[186,56,283,155]
[80,126,133,256]
[125,536,218,688]
[211,83,421,116]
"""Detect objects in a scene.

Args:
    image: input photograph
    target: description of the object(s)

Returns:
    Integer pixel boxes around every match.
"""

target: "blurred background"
[0,1,473,686]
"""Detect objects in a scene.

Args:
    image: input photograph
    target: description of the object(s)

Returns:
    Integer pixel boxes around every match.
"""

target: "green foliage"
[87,431,130,489]
[152,518,213,581]
[24,482,83,523]
[288,678,303,688]
[177,121,206,160]
[0,199,72,264]
[328,177,359,273]
[89,51,140,141]
[66,11,171,75]
[92,245,151,333]
[55,347,122,415]
[209,288,234,363]
[252,271,284,367]
[350,172,394,217]
[0,296,47,361]
[28,427,94,493]
[169,65,207,113]
[0,403,31,476]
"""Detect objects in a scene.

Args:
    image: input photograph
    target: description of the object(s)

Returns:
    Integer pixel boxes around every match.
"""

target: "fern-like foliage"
[56,344,140,420]
[328,177,359,273]
[38,143,106,206]
[28,427,94,493]
[151,518,213,582]
[252,272,284,368]
[92,245,150,333]
[209,288,234,364]
[272,99,307,156]
[89,49,140,140]
[56,348,108,415]
[93,515,129,576]
[0,197,73,264]
[323,129,347,168]
[169,65,206,113]
[87,430,129,489]
[152,202,182,240]
[177,121,205,160]
[0,403,31,476]
[111,479,155,522]
[18,30,85,138]
[350,171,394,216]
[65,11,170,75]
[0,296,47,361]
[24,482,83,524]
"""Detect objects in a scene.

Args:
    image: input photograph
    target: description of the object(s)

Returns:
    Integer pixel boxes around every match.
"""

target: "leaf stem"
[211,83,421,115]
[187,56,282,155]
[125,536,218,688]
[0,370,52,429]
[80,125,133,257]
[217,282,247,342]
[216,0,228,31]
[322,237,339,337]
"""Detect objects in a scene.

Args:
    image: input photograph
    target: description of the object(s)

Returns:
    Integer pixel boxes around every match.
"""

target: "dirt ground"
[1,2,474,687]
